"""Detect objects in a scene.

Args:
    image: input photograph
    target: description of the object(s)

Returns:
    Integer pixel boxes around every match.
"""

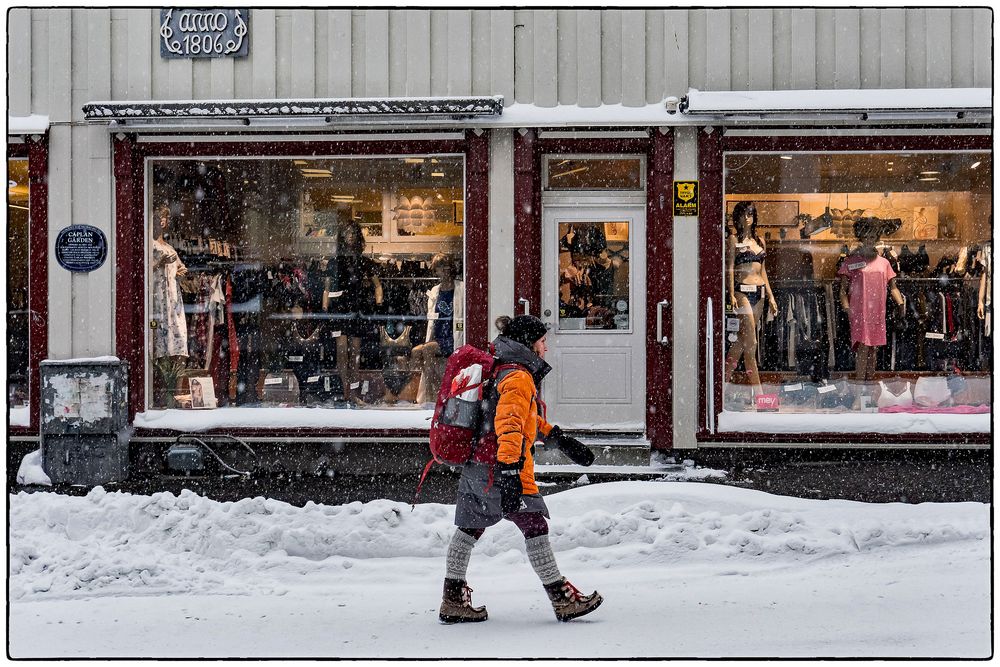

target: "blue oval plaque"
[55,224,108,273]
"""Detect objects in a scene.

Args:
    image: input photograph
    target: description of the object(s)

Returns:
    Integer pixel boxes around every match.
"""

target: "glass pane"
[722,151,992,419]
[147,155,465,410]
[545,157,643,190]
[8,158,30,425]
[557,221,630,331]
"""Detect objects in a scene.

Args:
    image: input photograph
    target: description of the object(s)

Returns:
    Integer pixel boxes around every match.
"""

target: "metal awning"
[679,88,992,121]
[8,115,50,135]
[81,96,504,128]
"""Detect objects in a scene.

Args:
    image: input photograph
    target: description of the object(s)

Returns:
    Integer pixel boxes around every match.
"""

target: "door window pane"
[557,221,630,331]
[8,158,30,425]
[722,151,992,425]
[147,155,465,410]
[544,157,643,190]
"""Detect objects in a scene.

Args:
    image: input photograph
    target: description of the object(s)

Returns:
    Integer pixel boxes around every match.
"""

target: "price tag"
[264,377,283,386]
[307,376,320,383]
[362,381,370,393]
[331,331,342,339]
[288,355,304,363]
[350,382,360,389]
[817,384,837,394]
[328,290,344,298]
[739,284,759,293]
[847,261,866,271]
[726,317,741,332]
[783,383,803,392]
[324,377,331,392]
[925,332,946,340]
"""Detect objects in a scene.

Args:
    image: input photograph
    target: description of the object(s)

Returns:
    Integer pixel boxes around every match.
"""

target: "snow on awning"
[81,97,504,127]
[680,88,992,120]
[8,115,50,135]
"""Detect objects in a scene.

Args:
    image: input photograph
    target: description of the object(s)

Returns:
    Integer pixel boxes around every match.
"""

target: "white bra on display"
[913,376,952,407]
[877,380,913,409]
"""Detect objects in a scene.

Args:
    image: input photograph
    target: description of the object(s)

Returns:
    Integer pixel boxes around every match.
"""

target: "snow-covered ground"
[8,482,990,659]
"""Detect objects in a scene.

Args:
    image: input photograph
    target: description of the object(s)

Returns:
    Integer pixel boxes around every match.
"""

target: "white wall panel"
[704,9,731,91]
[600,10,623,103]
[972,9,991,88]
[815,9,836,90]
[925,9,952,89]
[621,10,646,107]
[404,10,430,97]
[662,10,689,97]
[834,9,861,89]
[429,10,448,97]
[879,9,906,88]
[363,9,388,97]
[533,10,557,107]
[904,9,926,88]
[488,11,514,104]
[488,130,515,336]
[859,9,881,88]
[252,9,276,98]
[447,10,472,97]
[576,10,602,107]
[8,9,32,116]
[556,10,578,106]
[645,9,665,104]
[388,11,408,96]
[789,9,817,90]
[747,9,773,90]
[327,10,352,97]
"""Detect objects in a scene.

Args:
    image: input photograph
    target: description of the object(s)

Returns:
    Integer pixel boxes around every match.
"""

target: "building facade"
[7,8,993,466]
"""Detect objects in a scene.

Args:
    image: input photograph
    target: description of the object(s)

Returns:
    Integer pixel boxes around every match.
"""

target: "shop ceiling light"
[920,171,941,175]
[779,155,793,160]
[404,158,425,164]
[970,161,982,169]
[919,177,939,182]
[431,171,445,177]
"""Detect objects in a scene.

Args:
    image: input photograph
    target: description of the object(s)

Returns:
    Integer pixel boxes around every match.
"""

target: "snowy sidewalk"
[8,482,990,659]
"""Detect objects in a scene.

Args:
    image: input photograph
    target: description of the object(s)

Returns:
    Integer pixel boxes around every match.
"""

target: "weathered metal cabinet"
[40,359,132,485]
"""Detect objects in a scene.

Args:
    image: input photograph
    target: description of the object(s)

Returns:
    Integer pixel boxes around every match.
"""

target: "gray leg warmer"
[525,534,563,585]
[445,529,479,581]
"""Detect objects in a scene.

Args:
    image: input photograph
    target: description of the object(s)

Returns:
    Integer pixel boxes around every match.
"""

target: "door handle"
[656,300,670,344]
[518,297,530,315]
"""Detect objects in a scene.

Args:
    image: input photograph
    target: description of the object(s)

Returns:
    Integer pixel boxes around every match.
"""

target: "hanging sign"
[673,180,699,216]
[55,225,108,273]
[159,8,250,59]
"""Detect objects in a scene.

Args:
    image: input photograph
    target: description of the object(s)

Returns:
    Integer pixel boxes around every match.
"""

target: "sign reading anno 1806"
[160,8,249,59]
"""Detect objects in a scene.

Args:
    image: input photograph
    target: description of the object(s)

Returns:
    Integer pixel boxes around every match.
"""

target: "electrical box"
[40,358,131,485]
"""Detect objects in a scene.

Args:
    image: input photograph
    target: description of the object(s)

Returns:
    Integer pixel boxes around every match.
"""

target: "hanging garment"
[150,238,189,358]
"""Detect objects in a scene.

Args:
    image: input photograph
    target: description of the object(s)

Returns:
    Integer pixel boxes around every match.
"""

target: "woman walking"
[439,314,603,624]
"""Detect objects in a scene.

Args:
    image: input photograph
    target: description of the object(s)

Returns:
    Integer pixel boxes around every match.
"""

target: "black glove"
[495,460,524,515]
[545,426,595,467]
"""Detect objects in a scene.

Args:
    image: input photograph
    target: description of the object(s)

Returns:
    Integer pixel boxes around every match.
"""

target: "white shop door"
[540,206,646,430]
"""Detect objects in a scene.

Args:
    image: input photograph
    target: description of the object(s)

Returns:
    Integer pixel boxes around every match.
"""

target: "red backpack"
[413,343,521,502]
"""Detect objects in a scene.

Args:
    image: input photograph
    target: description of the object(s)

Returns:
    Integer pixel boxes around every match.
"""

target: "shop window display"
[7,158,30,424]
[147,156,465,410]
[722,151,992,417]
[557,221,631,331]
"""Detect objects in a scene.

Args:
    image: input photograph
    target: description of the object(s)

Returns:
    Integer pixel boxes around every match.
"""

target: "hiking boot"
[543,578,603,622]
[439,578,488,624]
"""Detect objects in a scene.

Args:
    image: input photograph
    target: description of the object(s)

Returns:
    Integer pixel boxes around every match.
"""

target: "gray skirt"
[453,461,550,529]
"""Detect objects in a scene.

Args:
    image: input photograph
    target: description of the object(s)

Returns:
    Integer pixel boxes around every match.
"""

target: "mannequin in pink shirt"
[837,218,905,382]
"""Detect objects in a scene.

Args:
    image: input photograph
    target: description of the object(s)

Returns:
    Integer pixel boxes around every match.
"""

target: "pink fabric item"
[838,254,896,347]
[878,404,990,414]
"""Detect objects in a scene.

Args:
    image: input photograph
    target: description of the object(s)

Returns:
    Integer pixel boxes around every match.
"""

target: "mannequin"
[413,253,465,404]
[331,217,383,404]
[725,202,778,396]
[838,218,905,383]
[150,204,189,407]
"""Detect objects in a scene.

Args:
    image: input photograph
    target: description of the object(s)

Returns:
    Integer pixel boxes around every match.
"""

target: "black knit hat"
[500,315,548,348]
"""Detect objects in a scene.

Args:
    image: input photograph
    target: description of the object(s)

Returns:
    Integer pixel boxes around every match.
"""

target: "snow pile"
[9,482,987,602]
[15,449,51,486]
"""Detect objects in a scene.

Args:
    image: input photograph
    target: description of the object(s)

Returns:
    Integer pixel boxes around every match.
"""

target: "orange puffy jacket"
[494,368,553,496]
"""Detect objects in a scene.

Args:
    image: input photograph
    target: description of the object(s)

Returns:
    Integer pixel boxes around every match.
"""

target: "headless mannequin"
[413,255,460,404]
[838,224,905,383]
[150,205,189,407]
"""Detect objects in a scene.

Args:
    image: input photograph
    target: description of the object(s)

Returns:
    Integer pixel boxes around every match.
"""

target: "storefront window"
[722,151,992,420]
[147,155,465,410]
[557,221,631,330]
[8,158,30,425]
